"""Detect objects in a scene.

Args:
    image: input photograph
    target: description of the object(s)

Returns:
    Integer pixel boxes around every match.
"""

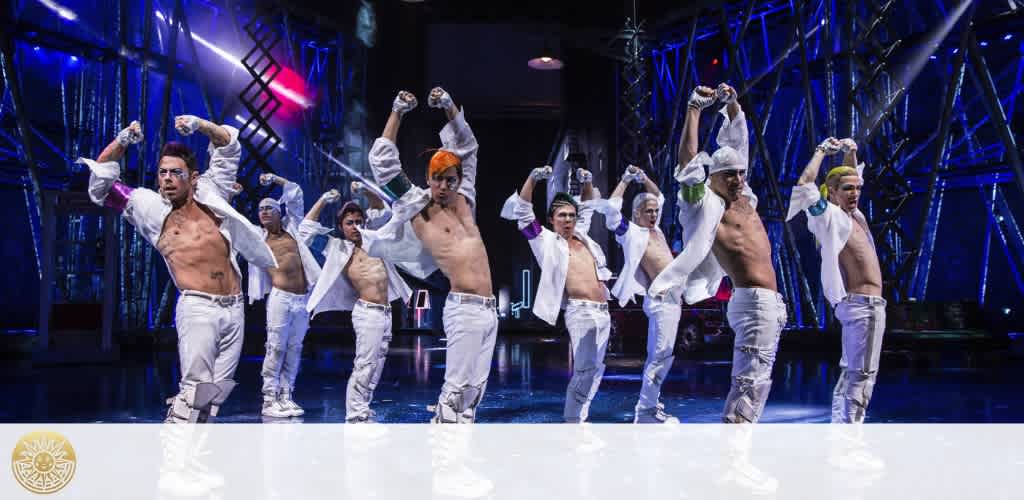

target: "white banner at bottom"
[2,423,1021,499]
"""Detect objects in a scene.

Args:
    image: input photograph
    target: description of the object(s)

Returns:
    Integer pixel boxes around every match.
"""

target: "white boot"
[262,394,292,418]
[634,402,680,424]
[279,389,305,417]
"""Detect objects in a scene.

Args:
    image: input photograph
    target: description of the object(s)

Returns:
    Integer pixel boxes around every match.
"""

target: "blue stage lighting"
[1005,34,1013,41]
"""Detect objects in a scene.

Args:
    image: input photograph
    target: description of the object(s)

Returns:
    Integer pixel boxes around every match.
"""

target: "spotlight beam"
[155,11,312,109]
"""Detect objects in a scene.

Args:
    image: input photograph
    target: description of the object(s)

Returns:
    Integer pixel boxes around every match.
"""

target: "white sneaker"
[634,403,680,424]
[262,399,292,418]
[279,391,305,417]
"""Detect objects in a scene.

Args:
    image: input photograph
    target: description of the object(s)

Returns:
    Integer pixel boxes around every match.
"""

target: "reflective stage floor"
[1,331,1022,423]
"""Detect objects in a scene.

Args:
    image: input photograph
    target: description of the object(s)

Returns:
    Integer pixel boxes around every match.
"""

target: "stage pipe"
[909,6,973,300]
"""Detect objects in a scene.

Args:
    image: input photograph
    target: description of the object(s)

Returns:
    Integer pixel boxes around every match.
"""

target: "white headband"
[258,198,281,212]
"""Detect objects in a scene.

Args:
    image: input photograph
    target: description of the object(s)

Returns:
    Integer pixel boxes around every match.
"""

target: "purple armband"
[614,217,630,236]
[104,181,134,212]
[520,220,542,240]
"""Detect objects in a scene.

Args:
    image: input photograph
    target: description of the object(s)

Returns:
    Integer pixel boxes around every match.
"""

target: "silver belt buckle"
[214,295,234,307]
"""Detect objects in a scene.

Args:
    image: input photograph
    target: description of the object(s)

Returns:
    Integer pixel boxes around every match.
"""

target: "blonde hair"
[820,166,859,199]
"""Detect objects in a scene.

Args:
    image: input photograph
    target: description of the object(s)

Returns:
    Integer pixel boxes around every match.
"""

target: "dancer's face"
[339,212,365,246]
[634,199,660,228]
[709,169,746,202]
[258,206,282,228]
[157,156,196,204]
[829,175,863,213]
[428,166,461,207]
[549,205,578,240]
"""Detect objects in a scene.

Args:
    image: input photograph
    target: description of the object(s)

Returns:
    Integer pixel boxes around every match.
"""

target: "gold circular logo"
[11,431,76,494]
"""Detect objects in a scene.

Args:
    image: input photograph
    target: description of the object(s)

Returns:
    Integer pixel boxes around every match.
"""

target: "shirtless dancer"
[299,182,412,422]
[501,166,612,422]
[649,84,787,423]
[598,165,680,423]
[788,137,885,423]
[366,87,496,423]
[248,173,321,418]
[82,116,276,422]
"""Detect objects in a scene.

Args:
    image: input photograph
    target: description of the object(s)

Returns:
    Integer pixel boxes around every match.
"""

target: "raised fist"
[392,91,418,115]
[428,87,453,109]
[816,137,843,155]
[116,120,144,147]
[259,173,280,186]
[622,165,646,184]
[529,165,553,181]
[839,138,858,153]
[320,189,341,204]
[173,115,201,136]
[688,86,717,110]
[351,181,365,193]
[716,83,737,104]
[576,168,593,184]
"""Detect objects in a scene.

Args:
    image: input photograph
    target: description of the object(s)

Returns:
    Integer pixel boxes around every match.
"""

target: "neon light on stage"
[38,0,77,21]
[155,11,312,110]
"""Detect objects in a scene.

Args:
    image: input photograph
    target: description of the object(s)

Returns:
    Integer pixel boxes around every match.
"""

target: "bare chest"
[157,210,226,259]
[414,206,477,246]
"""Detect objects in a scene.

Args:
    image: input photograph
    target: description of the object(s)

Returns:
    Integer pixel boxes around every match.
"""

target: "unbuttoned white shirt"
[500,193,611,326]
[786,183,875,307]
[649,107,755,304]
[247,181,322,303]
[363,108,478,279]
[298,208,413,318]
[84,126,277,289]
[594,194,666,306]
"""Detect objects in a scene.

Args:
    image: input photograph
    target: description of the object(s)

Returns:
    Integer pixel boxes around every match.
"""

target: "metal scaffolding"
[643,0,1024,325]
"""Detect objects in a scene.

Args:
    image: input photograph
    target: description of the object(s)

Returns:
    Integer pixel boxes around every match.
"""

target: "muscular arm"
[363,187,385,209]
[642,173,662,197]
[842,148,858,168]
[798,150,827,185]
[97,140,127,163]
[196,118,232,147]
[382,110,403,144]
[678,107,701,168]
[305,196,329,221]
[519,175,538,203]
[580,178,595,201]
[610,178,630,200]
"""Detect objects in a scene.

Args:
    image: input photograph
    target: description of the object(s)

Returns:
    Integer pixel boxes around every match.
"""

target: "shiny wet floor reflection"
[1,332,1022,423]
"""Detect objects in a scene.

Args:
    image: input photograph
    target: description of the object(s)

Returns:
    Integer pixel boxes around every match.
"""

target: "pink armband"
[104,181,134,212]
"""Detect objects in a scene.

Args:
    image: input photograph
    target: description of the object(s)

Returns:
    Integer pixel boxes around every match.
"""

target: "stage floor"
[1,332,1022,423]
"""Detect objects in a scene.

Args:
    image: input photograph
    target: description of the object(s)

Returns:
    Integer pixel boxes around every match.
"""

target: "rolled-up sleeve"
[439,109,479,207]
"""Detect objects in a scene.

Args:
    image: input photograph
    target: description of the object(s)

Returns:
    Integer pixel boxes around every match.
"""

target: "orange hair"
[428,149,461,178]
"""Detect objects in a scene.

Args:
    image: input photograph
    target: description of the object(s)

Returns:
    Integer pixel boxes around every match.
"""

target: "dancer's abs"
[713,203,777,291]
[346,248,389,305]
[158,223,239,295]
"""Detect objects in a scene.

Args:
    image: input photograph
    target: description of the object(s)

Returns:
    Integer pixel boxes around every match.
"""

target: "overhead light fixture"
[528,43,563,70]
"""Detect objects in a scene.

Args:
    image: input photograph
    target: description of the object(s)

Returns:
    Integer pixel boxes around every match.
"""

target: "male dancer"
[299,182,413,422]
[649,84,787,423]
[598,165,680,423]
[501,166,612,422]
[365,87,496,423]
[248,173,321,418]
[82,116,276,422]
[787,137,884,423]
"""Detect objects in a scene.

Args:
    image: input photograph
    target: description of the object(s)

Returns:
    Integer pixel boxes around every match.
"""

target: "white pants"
[435,293,498,423]
[637,292,682,411]
[261,288,310,398]
[832,294,886,423]
[168,291,245,420]
[564,299,611,422]
[722,287,787,423]
[346,299,393,421]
